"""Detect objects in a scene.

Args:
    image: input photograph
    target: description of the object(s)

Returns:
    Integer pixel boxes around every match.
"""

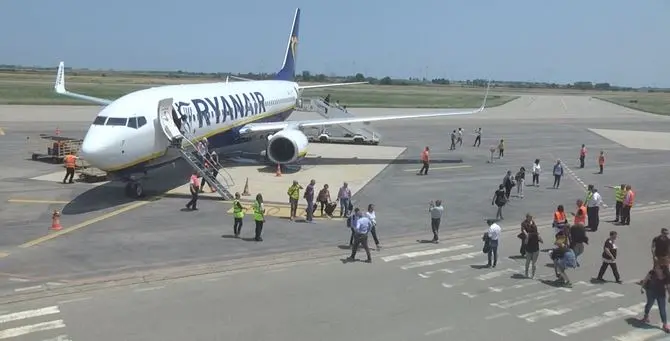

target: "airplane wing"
[298,82,367,90]
[239,82,491,135]
[54,62,113,106]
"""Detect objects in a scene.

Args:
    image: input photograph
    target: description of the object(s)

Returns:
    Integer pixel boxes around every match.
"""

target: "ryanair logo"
[290,35,298,58]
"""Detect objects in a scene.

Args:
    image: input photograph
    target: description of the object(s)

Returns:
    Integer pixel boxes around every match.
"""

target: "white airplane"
[53,8,490,198]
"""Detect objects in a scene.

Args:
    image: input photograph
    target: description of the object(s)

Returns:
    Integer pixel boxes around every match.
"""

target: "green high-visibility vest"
[253,201,264,221]
[615,188,625,202]
[233,200,244,218]
[585,191,593,203]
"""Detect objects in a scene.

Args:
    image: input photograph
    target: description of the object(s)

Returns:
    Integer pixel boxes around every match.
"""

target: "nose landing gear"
[125,181,144,198]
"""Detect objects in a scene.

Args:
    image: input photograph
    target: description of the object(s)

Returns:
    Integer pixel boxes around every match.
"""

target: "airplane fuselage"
[79,80,299,178]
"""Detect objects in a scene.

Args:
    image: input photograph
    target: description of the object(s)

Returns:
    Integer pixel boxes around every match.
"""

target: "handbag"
[517,232,526,239]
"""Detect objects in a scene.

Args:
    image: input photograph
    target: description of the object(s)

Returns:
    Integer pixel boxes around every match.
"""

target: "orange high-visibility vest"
[574,205,587,225]
[64,155,76,168]
[421,150,429,162]
[554,211,566,224]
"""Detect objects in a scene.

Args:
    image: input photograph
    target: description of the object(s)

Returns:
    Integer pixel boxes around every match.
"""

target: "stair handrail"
[180,131,236,188]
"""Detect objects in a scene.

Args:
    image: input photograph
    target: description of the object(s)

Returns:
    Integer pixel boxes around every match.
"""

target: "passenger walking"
[569,222,588,267]
[523,219,542,279]
[317,184,331,216]
[185,171,200,211]
[473,128,482,147]
[555,243,577,287]
[503,170,514,199]
[638,265,670,333]
[347,208,360,246]
[337,182,352,217]
[519,213,537,256]
[484,219,501,268]
[450,130,457,150]
[253,193,265,242]
[531,159,541,186]
[417,146,430,175]
[231,192,244,238]
[428,200,445,243]
[586,186,603,231]
[621,185,635,225]
[579,144,587,168]
[304,179,316,223]
[552,160,564,189]
[287,180,302,221]
[492,184,507,220]
[596,231,622,283]
[515,167,526,198]
[606,184,626,223]
[457,128,463,146]
[652,228,670,270]
[347,210,372,263]
[366,204,381,250]
[498,139,505,158]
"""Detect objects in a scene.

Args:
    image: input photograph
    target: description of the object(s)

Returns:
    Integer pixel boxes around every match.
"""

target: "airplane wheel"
[125,182,144,198]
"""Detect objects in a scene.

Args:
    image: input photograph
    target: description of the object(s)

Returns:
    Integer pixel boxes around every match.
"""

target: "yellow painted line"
[403,165,472,172]
[0,127,4,135]
[19,199,156,249]
[226,204,344,221]
[0,252,9,258]
[8,199,71,204]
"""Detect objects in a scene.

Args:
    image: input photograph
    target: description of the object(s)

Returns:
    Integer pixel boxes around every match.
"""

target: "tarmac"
[1,95,670,340]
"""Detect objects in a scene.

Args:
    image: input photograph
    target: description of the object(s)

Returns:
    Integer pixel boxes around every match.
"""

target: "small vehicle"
[307,129,380,145]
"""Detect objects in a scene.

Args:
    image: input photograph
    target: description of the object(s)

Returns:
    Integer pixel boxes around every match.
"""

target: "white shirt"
[532,163,541,174]
[587,191,603,207]
[365,211,376,225]
[488,223,501,240]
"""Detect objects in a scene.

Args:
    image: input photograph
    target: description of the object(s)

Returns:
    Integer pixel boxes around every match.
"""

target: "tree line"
[0,64,666,93]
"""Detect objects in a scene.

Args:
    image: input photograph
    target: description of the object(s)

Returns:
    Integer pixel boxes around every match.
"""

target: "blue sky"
[2,0,668,87]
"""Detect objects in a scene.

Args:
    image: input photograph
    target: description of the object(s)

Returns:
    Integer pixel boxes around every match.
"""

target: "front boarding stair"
[297,97,381,141]
[157,98,235,201]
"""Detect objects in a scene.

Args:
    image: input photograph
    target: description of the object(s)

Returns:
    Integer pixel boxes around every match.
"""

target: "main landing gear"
[125,181,145,198]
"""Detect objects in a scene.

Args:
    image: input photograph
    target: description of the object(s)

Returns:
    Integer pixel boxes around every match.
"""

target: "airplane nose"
[80,133,112,170]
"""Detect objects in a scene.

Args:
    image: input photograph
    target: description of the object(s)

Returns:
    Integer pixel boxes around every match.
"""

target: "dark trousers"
[532,173,539,186]
[474,136,481,147]
[63,167,75,183]
[431,218,441,241]
[621,205,631,225]
[233,218,243,236]
[597,261,620,282]
[319,200,328,216]
[614,201,623,221]
[419,161,429,175]
[254,220,264,241]
[520,238,526,256]
[349,227,355,245]
[499,149,504,158]
[579,156,585,168]
[504,186,512,199]
[450,140,456,150]
[487,240,499,266]
[371,225,380,246]
[599,164,604,174]
[186,190,199,209]
[553,175,561,188]
[587,206,600,231]
[350,233,371,261]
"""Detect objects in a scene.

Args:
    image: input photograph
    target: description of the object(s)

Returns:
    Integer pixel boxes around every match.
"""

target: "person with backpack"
[347,207,361,247]
[492,184,507,220]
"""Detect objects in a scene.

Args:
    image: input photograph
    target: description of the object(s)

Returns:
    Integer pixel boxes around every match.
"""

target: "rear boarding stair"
[157,98,235,201]
[297,97,381,141]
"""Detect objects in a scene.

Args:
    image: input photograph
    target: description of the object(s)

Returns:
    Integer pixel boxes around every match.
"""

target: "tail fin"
[275,8,300,81]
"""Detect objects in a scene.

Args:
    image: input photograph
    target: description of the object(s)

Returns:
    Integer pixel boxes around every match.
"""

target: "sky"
[1,0,669,87]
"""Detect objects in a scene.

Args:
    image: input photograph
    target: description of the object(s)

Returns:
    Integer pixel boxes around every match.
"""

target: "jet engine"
[266,129,309,164]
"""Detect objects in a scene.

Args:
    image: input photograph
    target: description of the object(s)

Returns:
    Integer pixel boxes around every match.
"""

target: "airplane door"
[157,98,183,141]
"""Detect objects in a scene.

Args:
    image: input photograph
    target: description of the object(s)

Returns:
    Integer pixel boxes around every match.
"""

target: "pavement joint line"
[7,199,71,204]
[2,202,670,304]
[402,165,472,172]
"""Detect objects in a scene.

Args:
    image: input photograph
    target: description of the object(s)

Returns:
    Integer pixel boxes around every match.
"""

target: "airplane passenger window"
[137,117,147,127]
[106,117,128,126]
[93,116,107,125]
[127,117,138,129]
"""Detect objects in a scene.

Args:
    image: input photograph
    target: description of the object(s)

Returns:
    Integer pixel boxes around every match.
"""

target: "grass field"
[594,93,670,116]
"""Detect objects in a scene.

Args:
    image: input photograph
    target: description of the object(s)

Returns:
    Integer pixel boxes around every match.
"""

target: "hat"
[662,228,669,235]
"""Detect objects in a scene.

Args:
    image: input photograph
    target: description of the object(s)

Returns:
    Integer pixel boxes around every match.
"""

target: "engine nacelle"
[266,129,309,164]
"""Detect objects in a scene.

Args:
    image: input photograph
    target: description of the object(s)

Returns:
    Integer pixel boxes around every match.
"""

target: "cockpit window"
[106,117,128,126]
[137,116,147,128]
[92,116,107,125]
[127,117,138,129]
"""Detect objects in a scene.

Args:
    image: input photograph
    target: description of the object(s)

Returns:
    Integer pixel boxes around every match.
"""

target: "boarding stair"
[296,97,381,141]
[157,98,235,201]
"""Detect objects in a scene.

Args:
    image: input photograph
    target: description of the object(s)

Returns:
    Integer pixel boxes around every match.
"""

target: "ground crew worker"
[473,128,482,147]
[253,193,265,242]
[553,205,568,241]
[417,146,430,175]
[606,184,626,223]
[62,153,78,184]
[347,210,372,263]
[428,200,444,243]
[621,185,635,225]
[579,144,587,168]
[598,150,606,174]
[287,180,302,221]
[232,192,244,238]
[586,185,603,231]
[571,199,587,226]
[185,171,200,210]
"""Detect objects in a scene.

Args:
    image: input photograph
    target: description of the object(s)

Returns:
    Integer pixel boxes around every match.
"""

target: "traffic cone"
[242,177,250,196]
[51,210,62,231]
[275,164,282,177]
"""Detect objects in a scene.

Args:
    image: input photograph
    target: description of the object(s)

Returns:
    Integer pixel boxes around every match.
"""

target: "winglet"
[479,80,492,111]
[55,61,66,94]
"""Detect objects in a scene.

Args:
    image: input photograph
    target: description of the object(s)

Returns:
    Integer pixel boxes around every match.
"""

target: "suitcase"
[324,202,337,216]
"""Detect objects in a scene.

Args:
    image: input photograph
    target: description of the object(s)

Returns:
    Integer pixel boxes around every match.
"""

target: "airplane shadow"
[254,158,463,174]
[62,160,193,215]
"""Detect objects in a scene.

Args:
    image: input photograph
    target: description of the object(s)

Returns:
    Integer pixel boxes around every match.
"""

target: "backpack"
[562,249,577,268]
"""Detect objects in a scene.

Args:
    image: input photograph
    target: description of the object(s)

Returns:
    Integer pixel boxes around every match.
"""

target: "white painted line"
[133,286,165,293]
[41,335,72,341]
[58,297,91,305]
[475,267,518,281]
[382,244,473,262]
[491,288,571,309]
[550,302,647,337]
[0,320,65,339]
[418,267,467,278]
[13,285,43,293]
[401,252,481,270]
[485,312,509,320]
[649,202,657,205]
[611,328,665,341]
[46,282,65,287]
[424,326,453,336]
[662,200,669,203]
[7,278,29,283]
[461,292,477,298]
[518,291,623,322]
[0,306,60,324]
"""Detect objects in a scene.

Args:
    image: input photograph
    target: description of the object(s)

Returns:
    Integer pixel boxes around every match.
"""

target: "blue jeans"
[306,200,314,221]
[487,239,499,266]
[339,198,350,217]
[645,289,668,324]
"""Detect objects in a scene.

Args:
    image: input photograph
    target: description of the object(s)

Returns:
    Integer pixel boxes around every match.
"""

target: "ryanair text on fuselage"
[174,91,267,128]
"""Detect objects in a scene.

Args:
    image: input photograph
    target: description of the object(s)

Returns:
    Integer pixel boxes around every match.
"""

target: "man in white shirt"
[586,185,603,231]
[347,211,372,263]
[485,219,502,268]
